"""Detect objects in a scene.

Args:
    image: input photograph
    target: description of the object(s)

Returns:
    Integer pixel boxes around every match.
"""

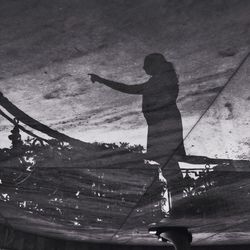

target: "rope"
[0,92,89,148]
[111,51,250,241]
[161,51,250,171]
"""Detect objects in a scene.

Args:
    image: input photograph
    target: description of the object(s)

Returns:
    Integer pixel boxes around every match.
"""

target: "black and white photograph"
[0,1,250,249]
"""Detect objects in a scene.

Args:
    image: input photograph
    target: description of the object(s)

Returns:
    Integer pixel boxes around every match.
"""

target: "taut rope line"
[0,92,89,149]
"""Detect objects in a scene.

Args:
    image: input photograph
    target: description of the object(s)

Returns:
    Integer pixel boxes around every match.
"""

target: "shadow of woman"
[89,53,186,195]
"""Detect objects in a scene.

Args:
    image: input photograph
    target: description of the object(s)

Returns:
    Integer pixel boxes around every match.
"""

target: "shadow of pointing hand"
[88,74,102,83]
